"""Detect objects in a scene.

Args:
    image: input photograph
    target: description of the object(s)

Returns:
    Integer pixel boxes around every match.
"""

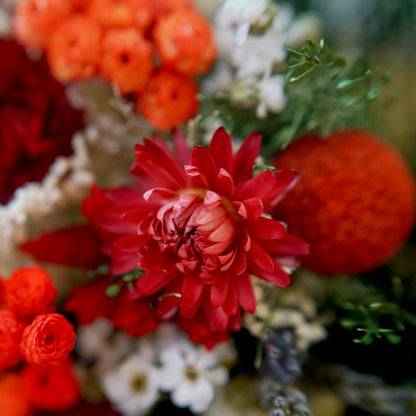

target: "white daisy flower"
[158,340,229,414]
[102,351,161,416]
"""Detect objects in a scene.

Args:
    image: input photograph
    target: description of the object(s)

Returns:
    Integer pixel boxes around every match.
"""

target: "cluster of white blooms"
[203,0,322,119]
[76,321,235,416]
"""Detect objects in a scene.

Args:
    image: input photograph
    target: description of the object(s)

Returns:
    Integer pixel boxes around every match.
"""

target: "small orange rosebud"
[136,69,199,131]
[47,15,102,82]
[14,0,71,50]
[20,313,76,367]
[4,267,57,323]
[101,28,153,94]
[154,9,217,76]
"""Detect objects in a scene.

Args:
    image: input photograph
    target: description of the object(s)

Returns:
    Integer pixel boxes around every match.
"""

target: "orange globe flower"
[154,9,217,76]
[101,28,153,94]
[47,15,102,81]
[14,0,71,50]
[273,129,416,275]
[136,69,199,131]
[83,128,309,332]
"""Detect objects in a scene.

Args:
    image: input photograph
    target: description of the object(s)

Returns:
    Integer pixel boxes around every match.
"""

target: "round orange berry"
[14,0,71,50]
[101,28,153,94]
[47,15,102,81]
[136,69,199,131]
[273,129,416,275]
[87,0,153,31]
[154,9,217,76]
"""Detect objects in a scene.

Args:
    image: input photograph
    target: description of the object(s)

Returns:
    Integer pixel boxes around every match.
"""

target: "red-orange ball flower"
[23,360,80,411]
[4,267,57,323]
[84,128,309,332]
[47,15,102,81]
[20,313,76,366]
[101,28,153,95]
[136,69,199,131]
[0,310,25,371]
[273,129,416,275]
[154,9,217,76]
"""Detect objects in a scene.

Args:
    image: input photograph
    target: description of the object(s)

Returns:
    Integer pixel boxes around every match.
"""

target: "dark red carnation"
[83,128,309,333]
[0,39,84,204]
[4,267,57,323]
[20,313,76,366]
[0,310,25,371]
[21,225,109,270]
[64,276,120,326]
[23,360,80,411]
[273,129,416,275]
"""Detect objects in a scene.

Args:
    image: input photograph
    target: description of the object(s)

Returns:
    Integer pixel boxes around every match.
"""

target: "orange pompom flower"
[101,28,153,94]
[4,267,57,323]
[136,69,199,131]
[47,15,102,81]
[20,313,76,367]
[154,9,217,76]
[0,373,33,416]
[14,0,71,50]
[273,129,416,275]
[23,360,80,411]
[0,310,25,371]
[88,0,153,31]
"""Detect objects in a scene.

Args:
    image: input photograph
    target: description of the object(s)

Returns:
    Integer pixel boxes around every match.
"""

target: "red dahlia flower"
[84,128,309,332]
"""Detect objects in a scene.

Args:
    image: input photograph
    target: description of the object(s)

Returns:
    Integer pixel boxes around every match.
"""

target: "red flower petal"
[173,129,191,166]
[248,217,287,240]
[210,273,229,308]
[261,234,311,256]
[21,225,108,269]
[234,170,276,202]
[233,131,262,185]
[180,274,205,317]
[208,127,234,177]
[190,145,218,187]
[237,273,256,313]
[247,239,275,273]
[263,169,300,211]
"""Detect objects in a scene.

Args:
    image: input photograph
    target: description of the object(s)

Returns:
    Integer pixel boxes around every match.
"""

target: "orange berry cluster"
[0,267,79,415]
[14,0,217,131]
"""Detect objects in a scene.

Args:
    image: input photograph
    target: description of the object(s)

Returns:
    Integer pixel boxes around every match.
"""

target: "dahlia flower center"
[150,190,236,277]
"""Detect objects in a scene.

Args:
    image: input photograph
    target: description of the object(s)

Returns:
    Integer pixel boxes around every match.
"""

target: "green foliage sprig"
[197,39,388,157]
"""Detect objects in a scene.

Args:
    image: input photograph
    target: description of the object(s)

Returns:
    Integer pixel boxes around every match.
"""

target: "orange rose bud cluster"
[14,0,217,131]
[0,267,79,414]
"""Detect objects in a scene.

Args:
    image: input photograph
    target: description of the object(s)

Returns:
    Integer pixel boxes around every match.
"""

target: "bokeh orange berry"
[136,69,199,131]
[101,28,153,94]
[47,15,102,81]
[154,9,217,76]
[14,0,71,50]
